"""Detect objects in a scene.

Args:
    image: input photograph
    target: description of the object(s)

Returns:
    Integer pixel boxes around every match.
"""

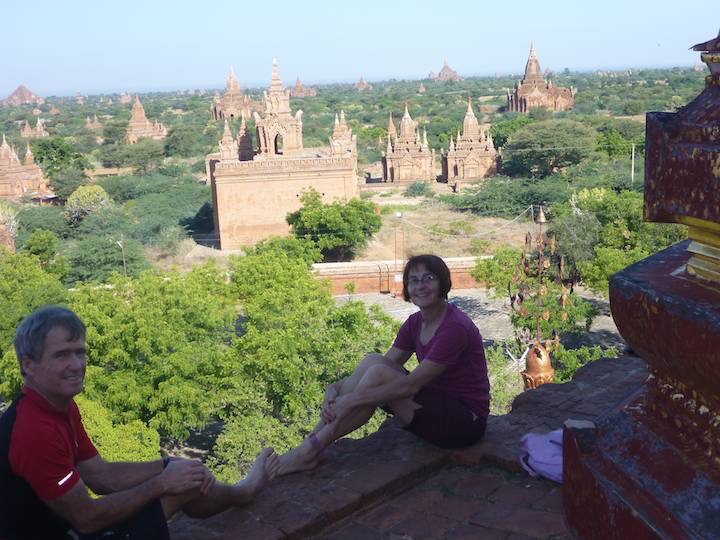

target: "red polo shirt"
[9,385,98,501]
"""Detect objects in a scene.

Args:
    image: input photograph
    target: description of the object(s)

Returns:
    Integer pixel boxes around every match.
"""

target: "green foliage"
[429,219,474,237]
[503,120,597,177]
[102,119,129,146]
[472,243,595,345]
[65,235,150,284]
[16,206,71,245]
[69,264,237,440]
[471,246,523,290]
[99,140,165,174]
[19,229,69,280]
[0,251,66,399]
[164,125,199,157]
[555,189,686,295]
[490,114,532,148]
[552,344,618,383]
[31,137,91,178]
[403,181,434,198]
[205,413,301,483]
[287,189,381,261]
[245,236,322,267]
[227,251,397,424]
[547,212,602,280]
[65,185,112,225]
[76,393,160,463]
[485,344,523,415]
[49,167,90,200]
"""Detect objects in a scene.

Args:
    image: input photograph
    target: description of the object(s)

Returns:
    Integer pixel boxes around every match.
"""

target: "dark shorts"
[403,387,487,449]
[71,499,169,540]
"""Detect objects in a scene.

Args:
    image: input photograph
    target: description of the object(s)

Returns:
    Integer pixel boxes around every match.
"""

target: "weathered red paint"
[563,46,720,539]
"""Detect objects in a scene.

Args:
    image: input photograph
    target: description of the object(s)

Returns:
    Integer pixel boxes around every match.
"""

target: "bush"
[403,181,434,198]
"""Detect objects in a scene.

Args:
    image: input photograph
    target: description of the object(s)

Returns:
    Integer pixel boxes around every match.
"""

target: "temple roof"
[523,43,545,84]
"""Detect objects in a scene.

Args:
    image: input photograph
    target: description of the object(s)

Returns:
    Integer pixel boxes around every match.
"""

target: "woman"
[277,254,490,475]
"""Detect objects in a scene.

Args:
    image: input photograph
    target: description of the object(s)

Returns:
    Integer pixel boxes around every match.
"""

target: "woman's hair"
[402,254,452,302]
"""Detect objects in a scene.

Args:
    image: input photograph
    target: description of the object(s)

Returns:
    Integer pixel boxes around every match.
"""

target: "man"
[0,306,279,540]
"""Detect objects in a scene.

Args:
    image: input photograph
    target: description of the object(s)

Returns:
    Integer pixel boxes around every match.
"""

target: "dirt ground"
[149,186,534,268]
[357,192,532,261]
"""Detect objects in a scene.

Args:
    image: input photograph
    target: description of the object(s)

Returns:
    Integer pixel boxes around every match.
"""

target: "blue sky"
[1,0,715,96]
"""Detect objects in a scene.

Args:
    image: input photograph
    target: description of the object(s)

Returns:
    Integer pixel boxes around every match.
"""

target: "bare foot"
[276,443,321,476]
[239,447,278,497]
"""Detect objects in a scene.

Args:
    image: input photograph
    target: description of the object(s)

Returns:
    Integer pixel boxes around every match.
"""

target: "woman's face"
[406,263,442,309]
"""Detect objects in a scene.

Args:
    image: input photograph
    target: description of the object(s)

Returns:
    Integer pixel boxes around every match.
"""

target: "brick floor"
[170,288,646,539]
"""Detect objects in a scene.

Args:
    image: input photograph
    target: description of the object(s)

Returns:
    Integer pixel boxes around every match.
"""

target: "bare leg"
[161,448,280,520]
[307,353,404,436]
[277,364,419,476]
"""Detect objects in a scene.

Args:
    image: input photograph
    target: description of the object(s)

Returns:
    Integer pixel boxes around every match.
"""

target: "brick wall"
[312,256,488,295]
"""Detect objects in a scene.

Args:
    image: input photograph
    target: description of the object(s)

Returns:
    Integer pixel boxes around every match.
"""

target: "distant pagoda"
[125,96,167,144]
[507,44,575,113]
[428,60,463,82]
[2,85,44,107]
[442,98,498,182]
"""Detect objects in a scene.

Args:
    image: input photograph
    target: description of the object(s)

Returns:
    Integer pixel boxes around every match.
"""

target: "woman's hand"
[321,384,339,424]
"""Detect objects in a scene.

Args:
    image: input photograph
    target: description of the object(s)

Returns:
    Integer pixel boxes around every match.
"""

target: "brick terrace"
[171,354,647,539]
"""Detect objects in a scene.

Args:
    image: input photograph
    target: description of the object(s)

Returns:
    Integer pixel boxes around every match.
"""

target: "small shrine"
[563,32,720,538]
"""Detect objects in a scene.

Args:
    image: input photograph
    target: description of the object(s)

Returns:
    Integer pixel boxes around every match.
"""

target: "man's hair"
[402,254,452,302]
[14,306,86,375]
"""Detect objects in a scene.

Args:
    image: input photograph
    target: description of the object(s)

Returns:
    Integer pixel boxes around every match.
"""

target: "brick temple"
[206,60,358,249]
[507,44,575,113]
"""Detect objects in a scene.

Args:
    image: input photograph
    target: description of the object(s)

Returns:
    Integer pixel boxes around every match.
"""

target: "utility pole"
[116,235,127,278]
[631,143,636,187]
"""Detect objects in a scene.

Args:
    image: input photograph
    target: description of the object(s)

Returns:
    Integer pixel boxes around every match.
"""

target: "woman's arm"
[385,346,413,367]
[335,359,447,417]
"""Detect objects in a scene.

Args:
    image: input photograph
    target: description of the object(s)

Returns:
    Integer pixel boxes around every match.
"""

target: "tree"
[15,206,71,245]
[127,139,165,174]
[502,120,597,177]
[490,114,532,148]
[19,228,69,280]
[102,119,129,146]
[69,264,238,441]
[164,125,198,157]
[0,251,66,399]
[65,234,150,284]
[65,185,112,225]
[287,189,381,261]
[75,394,161,464]
[49,167,89,200]
[31,137,91,178]
[245,236,322,267]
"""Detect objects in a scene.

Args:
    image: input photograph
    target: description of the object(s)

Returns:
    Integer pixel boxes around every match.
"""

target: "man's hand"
[159,459,208,495]
[165,457,216,495]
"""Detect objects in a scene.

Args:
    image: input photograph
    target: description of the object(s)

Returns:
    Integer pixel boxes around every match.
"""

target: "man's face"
[23,326,87,408]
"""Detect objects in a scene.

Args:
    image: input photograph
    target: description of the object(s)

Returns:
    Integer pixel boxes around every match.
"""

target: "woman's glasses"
[407,273,437,286]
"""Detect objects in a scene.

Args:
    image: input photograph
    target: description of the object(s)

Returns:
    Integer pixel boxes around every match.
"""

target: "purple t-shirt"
[393,303,490,417]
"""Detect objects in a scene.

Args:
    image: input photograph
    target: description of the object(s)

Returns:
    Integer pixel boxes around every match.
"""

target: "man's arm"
[78,455,164,494]
[45,459,207,534]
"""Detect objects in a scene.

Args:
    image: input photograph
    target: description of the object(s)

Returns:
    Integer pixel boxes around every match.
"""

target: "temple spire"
[270,58,284,92]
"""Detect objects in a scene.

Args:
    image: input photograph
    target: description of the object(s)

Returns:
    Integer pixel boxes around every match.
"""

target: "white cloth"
[519,428,563,483]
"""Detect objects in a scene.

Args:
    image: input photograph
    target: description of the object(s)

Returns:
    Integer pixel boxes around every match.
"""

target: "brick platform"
[170,355,647,539]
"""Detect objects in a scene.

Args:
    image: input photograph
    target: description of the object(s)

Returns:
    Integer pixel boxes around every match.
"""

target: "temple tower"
[507,44,575,113]
[382,103,435,182]
[442,98,497,182]
[254,60,304,157]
